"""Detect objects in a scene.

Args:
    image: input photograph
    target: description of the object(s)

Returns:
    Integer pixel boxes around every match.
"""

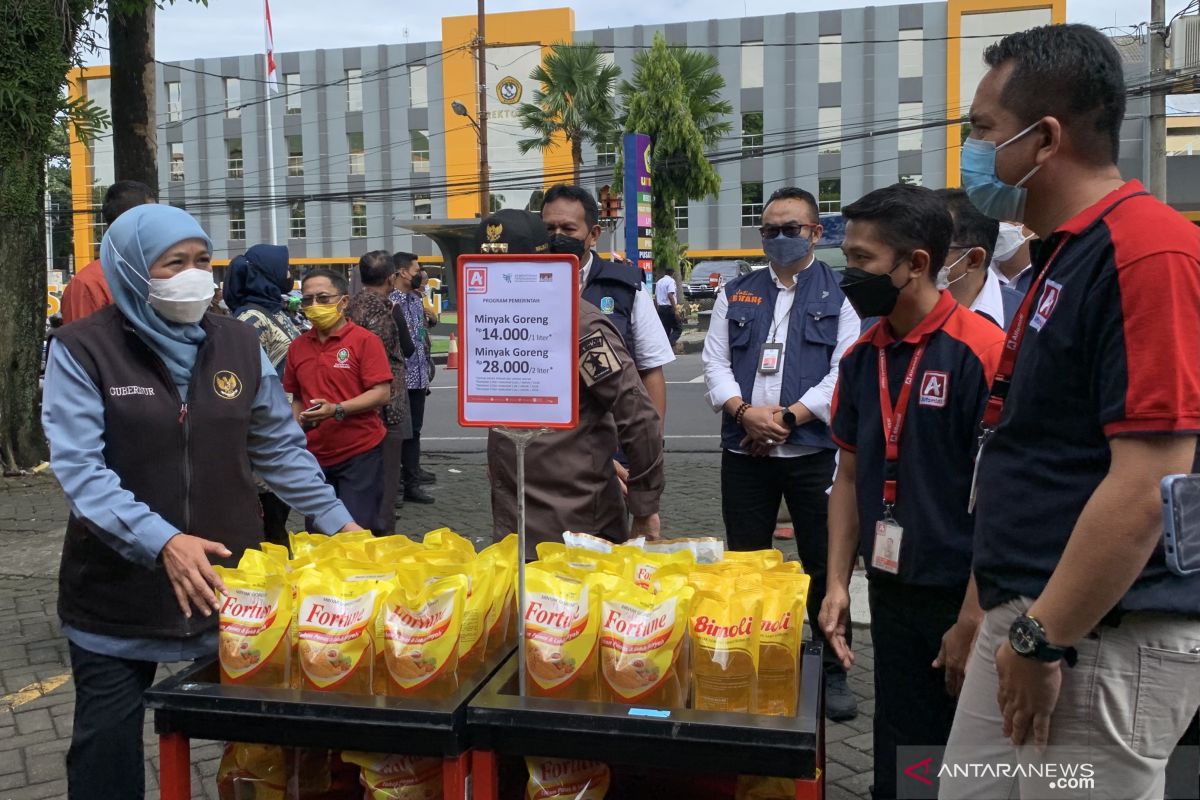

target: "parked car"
[683,260,752,299]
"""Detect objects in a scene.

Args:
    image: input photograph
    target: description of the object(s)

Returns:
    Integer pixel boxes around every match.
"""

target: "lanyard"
[877,339,929,512]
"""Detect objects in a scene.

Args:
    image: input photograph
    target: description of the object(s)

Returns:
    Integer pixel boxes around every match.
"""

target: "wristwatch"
[333,403,346,422]
[1008,613,1077,665]
[781,407,797,429]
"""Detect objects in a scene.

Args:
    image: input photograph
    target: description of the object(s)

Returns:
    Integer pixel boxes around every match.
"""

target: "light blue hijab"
[100,204,214,391]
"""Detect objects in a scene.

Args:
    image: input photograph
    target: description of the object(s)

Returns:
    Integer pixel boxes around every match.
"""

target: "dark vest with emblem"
[580,253,642,361]
[721,262,844,451]
[52,306,264,639]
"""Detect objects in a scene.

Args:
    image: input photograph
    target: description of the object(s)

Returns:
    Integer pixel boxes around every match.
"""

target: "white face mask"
[936,250,972,291]
[992,223,1034,263]
[148,268,216,324]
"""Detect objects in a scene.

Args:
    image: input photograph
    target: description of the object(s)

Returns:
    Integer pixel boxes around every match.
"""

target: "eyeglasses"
[299,293,344,307]
[759,223,819,240]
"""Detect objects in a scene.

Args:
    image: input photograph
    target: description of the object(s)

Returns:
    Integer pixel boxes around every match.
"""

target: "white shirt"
[581,253,675,370]
[969,269,1006,327]
[702,263,861,458]
[989,260,1032,288]
[655,275,678,306]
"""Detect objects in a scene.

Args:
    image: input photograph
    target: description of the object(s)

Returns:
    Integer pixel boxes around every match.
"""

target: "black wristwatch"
[781,407,797,429]
[1008,613,1077,666]
[333,403,346,422]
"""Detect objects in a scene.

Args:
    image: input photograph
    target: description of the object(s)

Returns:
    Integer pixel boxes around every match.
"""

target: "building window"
[898,102,923,151]
[411,130,430,173]
[819,35,841,84]
[351,199,368,238]
[348,132,365,176]
[741,42,764,90]
[289,200,306,239]
[226,139,243,179]
[596,140,618,167]
[818,107,841,153]
[287,135,304,177]
[409,66,428,107]
[224,78,241,118]
[414,193,432,220]
[166,81,181,122]
[346,68,363,112]
[285,73,301,114]
[899,173,923,187]
[741,182,763,228]
[741,111,763,156]
[169,143,184,182]
[675,203,689,229]
[228,202,246,240]
[899,30,923,79]
[818,178,841,213]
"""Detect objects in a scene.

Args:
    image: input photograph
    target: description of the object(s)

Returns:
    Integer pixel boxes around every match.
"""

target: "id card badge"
[871,519,902,574]
[759,343,783,374]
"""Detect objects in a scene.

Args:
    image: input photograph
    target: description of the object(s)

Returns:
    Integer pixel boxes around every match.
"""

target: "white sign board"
[457,255,579,429]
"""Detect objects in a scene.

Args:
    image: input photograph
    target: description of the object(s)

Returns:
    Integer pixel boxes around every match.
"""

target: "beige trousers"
[938,597,1200,800]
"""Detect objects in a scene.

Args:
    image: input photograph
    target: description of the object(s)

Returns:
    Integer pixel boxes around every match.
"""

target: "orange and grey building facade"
[71,0,1106,271]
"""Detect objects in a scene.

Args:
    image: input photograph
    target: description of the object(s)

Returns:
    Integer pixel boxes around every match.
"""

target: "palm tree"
[516,42,622,185]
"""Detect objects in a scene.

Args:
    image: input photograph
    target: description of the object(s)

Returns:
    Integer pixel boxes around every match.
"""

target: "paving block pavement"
[0,457,880,799]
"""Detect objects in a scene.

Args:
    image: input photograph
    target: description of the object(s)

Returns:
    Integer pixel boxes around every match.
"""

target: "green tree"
[109,0,160,189]
[516,42,621,185]
[617,34,731,275]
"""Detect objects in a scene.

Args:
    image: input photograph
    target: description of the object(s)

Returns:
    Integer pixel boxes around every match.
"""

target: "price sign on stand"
[457,253,579,697]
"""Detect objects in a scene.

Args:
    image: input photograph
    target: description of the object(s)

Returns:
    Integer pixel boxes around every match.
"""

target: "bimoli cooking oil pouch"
[723,549,784,570]
[380,574,466,699]
[598,579,694,707]
[214,567,292,688]
[216,743,286,800]
[342,752,444,800]
[422,527,478,560]
[643,536,726,565]
[756,573,811,716]
[293,569,381,693]
[536,543,625,576]
[478,541,516,660]
[525,757,610,800]
[689,581,763,713]
[523,564,602,701]
[614,546,695,592]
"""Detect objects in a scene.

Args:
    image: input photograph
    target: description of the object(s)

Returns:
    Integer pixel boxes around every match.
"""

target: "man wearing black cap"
[478,209,665,556]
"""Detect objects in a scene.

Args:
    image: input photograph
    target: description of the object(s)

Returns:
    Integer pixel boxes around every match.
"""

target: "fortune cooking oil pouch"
[537,543,625,576]
[643,536,726,565]
[214,567,292,688]
[560,531,618,553]
[689,582,764,713]
[342,752,444,800]
[756,573,811,717]
[380,574,466,699]
[288,532,329,559]
[238,548,286,576]
[523,565,602,700]
[525,757,610,800]
[478,540,516,659]
[598,580,693,707]
[615,547,694,593]
[293,570,381,693]
[258,542,291,568]
[723,549,784,570]
[422,527,478,560]
[216,743,286,800]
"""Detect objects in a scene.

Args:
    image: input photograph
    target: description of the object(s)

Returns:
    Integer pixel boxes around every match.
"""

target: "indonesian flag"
[264,0,279,94]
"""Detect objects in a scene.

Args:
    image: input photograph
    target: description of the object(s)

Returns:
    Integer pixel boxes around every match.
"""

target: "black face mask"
[548,233,588,261]
[841,261,910,319]
[410,273,423,290]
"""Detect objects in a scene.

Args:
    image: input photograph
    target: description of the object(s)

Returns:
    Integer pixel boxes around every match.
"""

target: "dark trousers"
[657,305,682,346]
[720,448,847,675]
[67,642,158,800]
[868,578,964,800]
[378,423,406,533]
[259,491,291,546]
[401,388,427,491]
[308,442,385,535]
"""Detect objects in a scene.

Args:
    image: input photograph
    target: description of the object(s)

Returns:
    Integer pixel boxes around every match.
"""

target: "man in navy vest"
[541,184,674,419]
[702,186,862,721]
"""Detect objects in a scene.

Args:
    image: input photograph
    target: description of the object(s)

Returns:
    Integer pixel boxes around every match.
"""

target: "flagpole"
[264,0,279,245]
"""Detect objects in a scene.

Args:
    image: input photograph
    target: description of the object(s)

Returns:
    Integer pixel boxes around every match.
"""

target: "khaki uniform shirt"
[489,302,665,557]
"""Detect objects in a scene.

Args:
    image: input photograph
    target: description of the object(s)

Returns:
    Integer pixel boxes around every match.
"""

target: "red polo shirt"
[283,320,392,467]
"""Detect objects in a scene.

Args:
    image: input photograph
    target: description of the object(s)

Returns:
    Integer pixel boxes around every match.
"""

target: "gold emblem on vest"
[214,370,242,400]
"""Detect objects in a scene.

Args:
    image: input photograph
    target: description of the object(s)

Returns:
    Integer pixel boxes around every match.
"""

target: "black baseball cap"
[475,209,549,255]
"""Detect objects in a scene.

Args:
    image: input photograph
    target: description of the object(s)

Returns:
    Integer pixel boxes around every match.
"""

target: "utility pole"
[476,0,491,218]
[1150,0,1167,201]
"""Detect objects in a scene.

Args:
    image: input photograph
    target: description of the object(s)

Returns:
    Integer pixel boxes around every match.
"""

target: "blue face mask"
[960,120,1042,221]
[762,231,813,268]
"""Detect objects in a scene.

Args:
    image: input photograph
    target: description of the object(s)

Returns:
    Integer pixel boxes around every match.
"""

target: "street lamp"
[452,100,490,217]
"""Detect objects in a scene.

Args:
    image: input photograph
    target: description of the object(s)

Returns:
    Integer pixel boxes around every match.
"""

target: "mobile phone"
[1161,474,1200,576]
[305,402,323,414]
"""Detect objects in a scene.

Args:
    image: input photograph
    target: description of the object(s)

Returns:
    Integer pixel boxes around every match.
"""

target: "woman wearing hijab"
[42,205,361,800]
[224,243,300,376]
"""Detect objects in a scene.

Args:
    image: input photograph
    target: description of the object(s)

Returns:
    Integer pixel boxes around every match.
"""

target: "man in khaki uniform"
[479,210,664,557]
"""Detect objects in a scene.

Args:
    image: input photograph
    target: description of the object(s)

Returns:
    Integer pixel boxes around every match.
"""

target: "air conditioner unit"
[1171,16,1200,71]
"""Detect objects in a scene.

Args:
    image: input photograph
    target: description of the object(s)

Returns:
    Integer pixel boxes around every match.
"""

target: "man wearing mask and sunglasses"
[702,185,862,720]
[933,188,1005,328]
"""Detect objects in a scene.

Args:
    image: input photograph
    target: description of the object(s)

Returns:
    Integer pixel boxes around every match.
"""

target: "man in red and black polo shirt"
[941,25,1200,800]
[284,269,392,535]
[818,184,1004,800]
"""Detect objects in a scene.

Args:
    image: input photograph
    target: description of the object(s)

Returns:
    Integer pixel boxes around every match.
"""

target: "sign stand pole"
[493,425,548,697]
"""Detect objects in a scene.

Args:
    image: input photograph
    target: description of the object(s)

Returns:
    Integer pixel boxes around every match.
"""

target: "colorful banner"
[623,133,653,291]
